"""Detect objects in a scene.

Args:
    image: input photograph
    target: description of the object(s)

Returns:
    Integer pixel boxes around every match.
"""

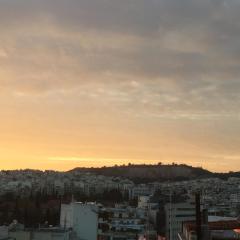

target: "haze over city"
[1,0,240,172]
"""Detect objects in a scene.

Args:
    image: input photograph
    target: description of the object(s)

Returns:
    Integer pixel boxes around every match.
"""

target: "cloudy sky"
[0,0,240,171]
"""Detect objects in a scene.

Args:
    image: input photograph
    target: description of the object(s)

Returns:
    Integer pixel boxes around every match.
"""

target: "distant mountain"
[69,163,216,183]
[2,164,240,184]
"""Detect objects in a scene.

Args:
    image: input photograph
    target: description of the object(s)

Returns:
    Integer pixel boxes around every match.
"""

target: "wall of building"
[9,230,70,240]
[165,202,196,240]
[60,202,98,240]
[9,231,31,240]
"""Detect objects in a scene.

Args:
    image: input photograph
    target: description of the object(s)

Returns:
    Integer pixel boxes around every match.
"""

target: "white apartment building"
[60,202,99,240]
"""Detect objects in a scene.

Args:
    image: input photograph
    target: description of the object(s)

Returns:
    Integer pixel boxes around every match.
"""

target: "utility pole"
[168,183,172,240]
[195,193,201,240]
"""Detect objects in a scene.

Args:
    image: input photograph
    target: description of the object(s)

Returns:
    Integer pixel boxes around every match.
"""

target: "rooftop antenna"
[196,192,201,240]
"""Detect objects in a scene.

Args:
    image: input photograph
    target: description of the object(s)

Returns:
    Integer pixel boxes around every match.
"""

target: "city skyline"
[1,0,240,172]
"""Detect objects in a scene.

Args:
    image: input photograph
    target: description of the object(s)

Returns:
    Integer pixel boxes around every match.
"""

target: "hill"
[69,163,215,183]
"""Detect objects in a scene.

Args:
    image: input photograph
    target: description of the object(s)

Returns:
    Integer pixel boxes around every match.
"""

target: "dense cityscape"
[0,165,240,239]
[1,0,240,239]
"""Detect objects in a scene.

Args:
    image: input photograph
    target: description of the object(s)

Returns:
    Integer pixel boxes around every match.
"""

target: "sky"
[0,0,240,172]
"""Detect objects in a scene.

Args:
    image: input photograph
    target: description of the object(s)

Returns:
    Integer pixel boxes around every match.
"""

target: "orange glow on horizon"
[0,0,240,173]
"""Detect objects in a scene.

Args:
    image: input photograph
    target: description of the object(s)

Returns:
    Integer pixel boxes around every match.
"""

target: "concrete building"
[0,226,8,239]
[138,196,150,209]
[60,202,98,240]
[165,201,196,240]
[130,186,154,199]
[9,228,70,240]
[98,204,157,240]
[180,219,240,240]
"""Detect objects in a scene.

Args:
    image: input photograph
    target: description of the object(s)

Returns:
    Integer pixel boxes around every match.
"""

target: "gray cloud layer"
[0,0,240,114]
[0,0,240,169]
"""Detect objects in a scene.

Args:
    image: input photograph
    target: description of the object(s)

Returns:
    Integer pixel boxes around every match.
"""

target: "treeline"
[73,189,129,204]
[0,188,129,226]
[0,192,61,227]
